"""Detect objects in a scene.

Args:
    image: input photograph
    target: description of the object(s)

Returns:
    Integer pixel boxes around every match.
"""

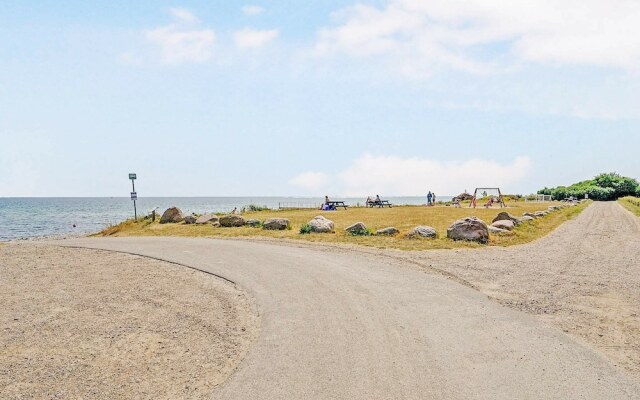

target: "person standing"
[432,192,436,205]
[427,191,433,206]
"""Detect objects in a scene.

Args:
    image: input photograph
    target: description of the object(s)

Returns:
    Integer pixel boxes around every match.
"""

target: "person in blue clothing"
[427,191,433,206]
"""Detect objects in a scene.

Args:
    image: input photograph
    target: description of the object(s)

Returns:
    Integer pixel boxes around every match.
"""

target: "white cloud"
[242,5,265,16]
[234,28,279,49]
[144,9,215,65]
[289,171,330,191]
[315,0,640,75]
[169,7,199,23]
[289,154,532,196]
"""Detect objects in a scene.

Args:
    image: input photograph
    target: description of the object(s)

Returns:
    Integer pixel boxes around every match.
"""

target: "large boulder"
[406,226,437,239]
[183,215,197,224]
[491,220,515,231]
[376,227,399,236]
[160,207,184,224]
[263,218,290,230]
[447,217,489,243]
[492,212,519,225]
[219,214,246,227]
[308,216,334,233]
[245,219,261,227]
[195,214,219,225]
[345,222,368,235]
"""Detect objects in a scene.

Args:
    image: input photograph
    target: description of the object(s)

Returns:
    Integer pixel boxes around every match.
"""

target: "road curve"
[58,215,640,399]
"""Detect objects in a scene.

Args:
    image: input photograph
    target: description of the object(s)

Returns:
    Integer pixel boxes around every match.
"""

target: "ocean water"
[0,196,448,241]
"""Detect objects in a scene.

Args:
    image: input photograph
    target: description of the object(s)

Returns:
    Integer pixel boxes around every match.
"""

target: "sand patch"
[0,244,258,399]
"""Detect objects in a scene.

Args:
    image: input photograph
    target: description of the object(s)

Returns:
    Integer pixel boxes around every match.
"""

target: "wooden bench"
[325,201,348,210]
[366,200,393,208]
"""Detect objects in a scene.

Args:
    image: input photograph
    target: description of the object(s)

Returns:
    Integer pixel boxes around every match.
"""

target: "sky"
[1,0,639,197]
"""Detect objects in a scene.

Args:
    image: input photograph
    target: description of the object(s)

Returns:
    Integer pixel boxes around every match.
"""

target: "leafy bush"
[299,224,312,234]
[246,204,270,212]
[538,173,639,201]
[347,227,372,236]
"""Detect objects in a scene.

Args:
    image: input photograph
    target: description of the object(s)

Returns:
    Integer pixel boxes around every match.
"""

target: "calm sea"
[0,196,448,241]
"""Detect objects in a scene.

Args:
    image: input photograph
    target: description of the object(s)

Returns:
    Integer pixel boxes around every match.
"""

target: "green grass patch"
[97,201,590,251]
[619,196,640,217]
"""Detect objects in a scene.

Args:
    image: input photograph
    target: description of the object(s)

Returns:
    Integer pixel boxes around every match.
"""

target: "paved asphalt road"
[58,207,640,399]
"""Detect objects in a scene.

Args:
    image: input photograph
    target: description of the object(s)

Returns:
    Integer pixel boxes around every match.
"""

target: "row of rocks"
[485,203,575,235]
[158,203,575,243]
[159,207,291,230]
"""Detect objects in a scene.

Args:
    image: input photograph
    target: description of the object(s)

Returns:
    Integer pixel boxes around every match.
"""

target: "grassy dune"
[99,201,589,251]
[619,196,640,217]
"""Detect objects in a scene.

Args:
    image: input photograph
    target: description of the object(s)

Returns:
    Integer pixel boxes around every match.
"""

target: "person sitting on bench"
[321,195,336,211]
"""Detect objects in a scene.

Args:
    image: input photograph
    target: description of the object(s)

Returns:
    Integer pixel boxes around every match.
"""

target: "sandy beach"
[0,244,259,400]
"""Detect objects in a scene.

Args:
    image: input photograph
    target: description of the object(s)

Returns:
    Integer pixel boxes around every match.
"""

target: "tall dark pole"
[132,179,137,220]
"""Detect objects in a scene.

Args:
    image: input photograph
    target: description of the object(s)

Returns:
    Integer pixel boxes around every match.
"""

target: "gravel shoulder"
[397,201,640,379]
[0,244,259,400]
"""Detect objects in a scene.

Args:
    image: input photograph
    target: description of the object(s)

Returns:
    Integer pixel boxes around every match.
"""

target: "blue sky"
[1,0,639,197]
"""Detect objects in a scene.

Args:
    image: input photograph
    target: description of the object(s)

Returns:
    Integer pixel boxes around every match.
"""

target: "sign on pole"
[129,173,138,219]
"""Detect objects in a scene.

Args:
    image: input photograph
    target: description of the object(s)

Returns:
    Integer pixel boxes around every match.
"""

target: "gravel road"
[397,201,640,379]
[55,202,640,400]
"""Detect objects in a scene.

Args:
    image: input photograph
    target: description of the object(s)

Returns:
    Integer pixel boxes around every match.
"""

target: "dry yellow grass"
[99,201,589,251]
[620,197,640,217]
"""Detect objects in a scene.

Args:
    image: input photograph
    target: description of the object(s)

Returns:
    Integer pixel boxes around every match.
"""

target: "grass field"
[99,201,589,251]
[619,196,640,217]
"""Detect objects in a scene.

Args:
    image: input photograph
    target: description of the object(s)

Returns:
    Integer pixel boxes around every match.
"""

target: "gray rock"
[534,211,548,218]
[308,216,334,233]
[406,226,437,239]
[183,215,197,224]
[345,222,367,235]
[219,214,246,227]
[491,220,515,231]
[245,219,261,227]
[492,211,520,225]
[376,227,399,235]
[211,221,221,228]
[488,225,515,236]
[195,214,219,225]
[523,212,538,219]
[519,216,535,223]
[263,218,290,230]
[160,207,184,224]
[447,217,489,243]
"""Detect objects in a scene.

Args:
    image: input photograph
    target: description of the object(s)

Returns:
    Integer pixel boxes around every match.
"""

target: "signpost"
[129,173,137,220]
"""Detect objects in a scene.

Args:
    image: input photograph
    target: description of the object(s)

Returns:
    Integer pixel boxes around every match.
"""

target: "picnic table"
[366,199,393,208]
[325,201,348,210]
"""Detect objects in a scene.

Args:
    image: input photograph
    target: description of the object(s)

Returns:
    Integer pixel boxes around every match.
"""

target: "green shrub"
[246,204,270,212]
[539,172,639,201]
[347,227,372,236]
[299,224,312,234]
